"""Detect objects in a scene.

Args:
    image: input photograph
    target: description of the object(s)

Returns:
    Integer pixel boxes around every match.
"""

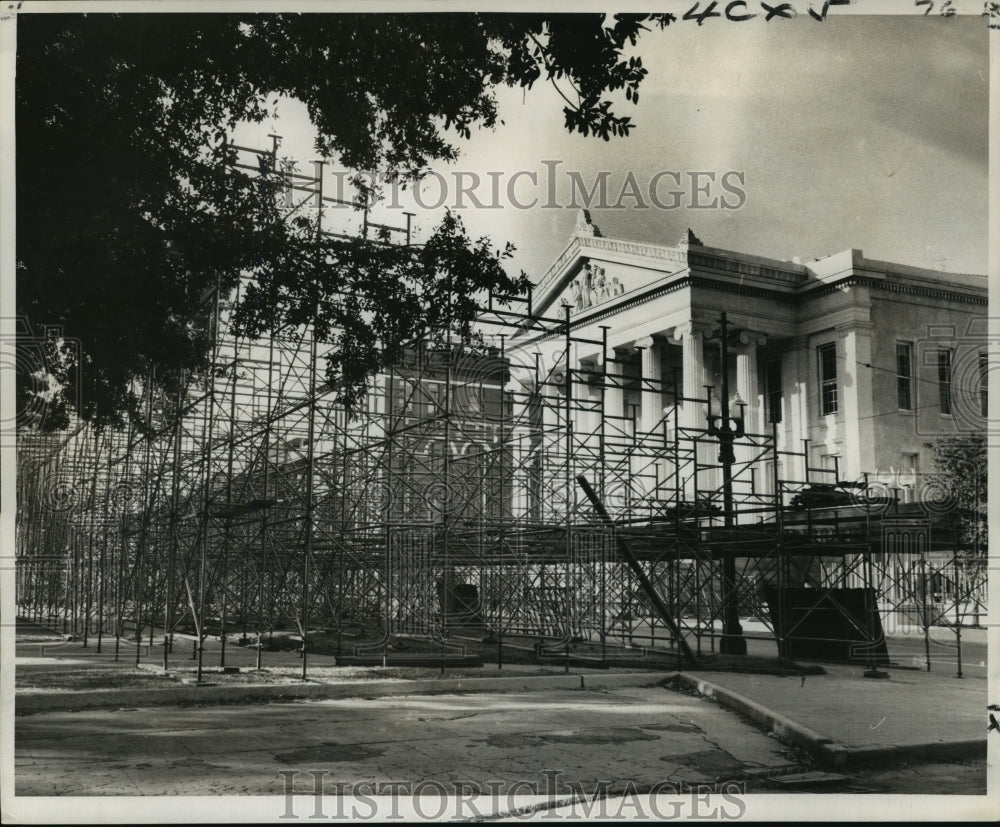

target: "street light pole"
[706,311,747,656]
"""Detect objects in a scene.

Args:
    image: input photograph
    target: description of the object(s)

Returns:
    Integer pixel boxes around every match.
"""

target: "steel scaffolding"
[15,141,986,675]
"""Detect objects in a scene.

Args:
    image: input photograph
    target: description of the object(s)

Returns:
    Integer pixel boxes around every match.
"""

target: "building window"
[896,342,913,411]
[935,348,952,415]
[765,359,782,423]
[817,342,837,415]
[980,351,988,418]
[901,452,919,503]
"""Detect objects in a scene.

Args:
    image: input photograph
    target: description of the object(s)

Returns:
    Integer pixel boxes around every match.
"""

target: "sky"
[230,13,990,282]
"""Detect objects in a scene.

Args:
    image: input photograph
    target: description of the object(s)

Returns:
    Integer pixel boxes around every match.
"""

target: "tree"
[925,433,987,558]
[16,12,675,431]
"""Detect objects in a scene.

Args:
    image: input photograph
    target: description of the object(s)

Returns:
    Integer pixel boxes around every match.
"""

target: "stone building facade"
[515,213,988,504]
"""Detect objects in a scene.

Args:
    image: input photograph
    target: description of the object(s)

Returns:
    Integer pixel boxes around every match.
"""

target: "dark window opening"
[936,349,952,415]
[896,342,913,411]
[818,342,837,415]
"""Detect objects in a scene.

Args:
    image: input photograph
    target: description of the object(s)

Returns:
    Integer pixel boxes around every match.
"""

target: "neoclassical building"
[513,213,988,505]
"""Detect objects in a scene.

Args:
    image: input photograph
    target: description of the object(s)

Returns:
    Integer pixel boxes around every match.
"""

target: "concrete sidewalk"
[678,662,988,768]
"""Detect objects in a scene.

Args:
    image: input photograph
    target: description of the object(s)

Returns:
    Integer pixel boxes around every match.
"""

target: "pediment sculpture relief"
[565,263,625,313]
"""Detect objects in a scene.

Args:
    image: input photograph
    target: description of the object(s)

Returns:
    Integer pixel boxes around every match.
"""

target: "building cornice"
[582,235,690,265]
[801,275,987,306]
[688,275,791,301]
[688,250,807,287]
[529,233,986,335]
[535,237,583,297]
[511,278,693,350]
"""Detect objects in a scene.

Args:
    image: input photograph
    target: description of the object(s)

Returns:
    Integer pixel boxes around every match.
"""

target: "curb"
[675,672,986,769]
[839,739,987,767]
[15,670,666,714]
[676,673,842,765]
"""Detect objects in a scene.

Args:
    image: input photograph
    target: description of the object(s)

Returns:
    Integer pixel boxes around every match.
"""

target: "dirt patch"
[661,748,747,777]
[658,675,705,697]
[639,722,700,733]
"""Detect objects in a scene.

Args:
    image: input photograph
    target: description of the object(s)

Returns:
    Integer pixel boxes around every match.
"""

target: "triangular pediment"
[533,232,694,319]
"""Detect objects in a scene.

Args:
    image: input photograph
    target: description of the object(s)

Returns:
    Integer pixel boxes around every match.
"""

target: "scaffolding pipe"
[575,474,698,667]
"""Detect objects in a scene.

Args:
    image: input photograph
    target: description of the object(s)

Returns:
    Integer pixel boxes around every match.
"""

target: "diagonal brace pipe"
[576,475,699,668]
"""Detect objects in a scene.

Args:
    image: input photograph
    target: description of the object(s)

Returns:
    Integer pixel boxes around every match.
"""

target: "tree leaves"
[925,433,987,557]
[17,12,663,431]
[232,210,528,414]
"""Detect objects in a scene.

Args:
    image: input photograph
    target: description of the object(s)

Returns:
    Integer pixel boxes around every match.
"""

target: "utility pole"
[706,311,747,656]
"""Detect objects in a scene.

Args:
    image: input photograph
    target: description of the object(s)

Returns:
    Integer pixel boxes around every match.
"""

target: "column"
[603,348,624,427]
[787,335,811,481]
[667,322,708,503]
[737,331,766,436]
[842,324,875,480]
[736,331,766,497]
[669,323,707,432]
[635,336,663,440]
[571,351,602,495]
[601,348,627,516]
[575,356,598,452]
[542,353,566,524]
[516,363,543,524]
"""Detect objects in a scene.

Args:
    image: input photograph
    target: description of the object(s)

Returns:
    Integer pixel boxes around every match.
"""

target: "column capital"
[738,330,767,347]
[605,348,626,366]
[634,335,660,350]
[667,321,711,342]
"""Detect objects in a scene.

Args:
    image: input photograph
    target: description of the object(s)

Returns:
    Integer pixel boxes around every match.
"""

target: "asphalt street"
[15,683,804,799]
[11,620,991,821]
